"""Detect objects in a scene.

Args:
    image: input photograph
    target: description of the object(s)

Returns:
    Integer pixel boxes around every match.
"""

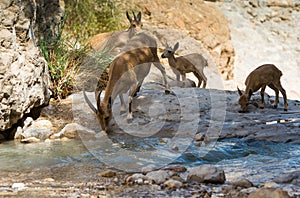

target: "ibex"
[161,42,208,88]
[91,11,143,112]
[84,32,170,132]
[238,64,288,113]
[89,11,143,54]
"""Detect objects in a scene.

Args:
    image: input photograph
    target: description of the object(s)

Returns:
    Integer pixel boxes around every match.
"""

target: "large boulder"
[0,0,63,136]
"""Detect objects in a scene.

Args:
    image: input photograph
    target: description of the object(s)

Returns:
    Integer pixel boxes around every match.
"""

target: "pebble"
[20,137,40,143]
[232,178,254,188]
[146,170,170,184]
[98,170,117,177]
[11,183,25,191]
[164,179,183,189]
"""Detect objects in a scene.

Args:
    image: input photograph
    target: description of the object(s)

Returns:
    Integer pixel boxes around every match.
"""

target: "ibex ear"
[237,86,243,96]
[126,11,132,23]
[165,40,169,48]
[173,42,179,51]
[137,11,142,21]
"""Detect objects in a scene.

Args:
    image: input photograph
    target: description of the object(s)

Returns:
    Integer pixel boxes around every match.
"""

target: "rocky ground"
[1,0,300,197]
[2,86,299,197]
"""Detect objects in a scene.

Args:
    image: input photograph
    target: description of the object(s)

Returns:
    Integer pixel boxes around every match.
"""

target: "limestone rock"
[232,178,254,188]
[59,123,96,139]
[146,170,170,184]
[274,171,300,185]
[164,179,183,189]
[0,0,64,136]
[17,119,53,140]
[187,165,226,184]
[248,188,290,198]
[126,173,148,184]
[21,137,40,143]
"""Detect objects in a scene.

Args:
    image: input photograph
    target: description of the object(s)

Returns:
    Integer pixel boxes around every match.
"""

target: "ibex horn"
[96,90,104,114]
[132,11,137,21]
[83,90,97,113]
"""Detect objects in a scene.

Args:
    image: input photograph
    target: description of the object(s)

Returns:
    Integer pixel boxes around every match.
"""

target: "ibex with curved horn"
[84,32,170,132]
[89,11,143,54]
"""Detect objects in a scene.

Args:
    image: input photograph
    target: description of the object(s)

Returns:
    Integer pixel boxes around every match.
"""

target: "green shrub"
[64,0,124,43]
[40,0,124,99]
[40,35,89,99]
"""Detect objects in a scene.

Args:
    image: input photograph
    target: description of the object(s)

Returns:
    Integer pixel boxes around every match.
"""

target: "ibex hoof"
[127,118,133,123]
[284,108,288,112]
[273,105,278,109]
[165,89,175,96]
[127,113,133,123]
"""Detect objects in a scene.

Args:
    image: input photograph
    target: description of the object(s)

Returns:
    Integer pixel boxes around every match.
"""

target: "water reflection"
[0,138,299,185]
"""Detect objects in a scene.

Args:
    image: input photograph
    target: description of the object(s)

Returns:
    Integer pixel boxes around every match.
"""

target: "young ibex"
[161,42,208,88]
[238,64,288,113]
[84,33,170,132]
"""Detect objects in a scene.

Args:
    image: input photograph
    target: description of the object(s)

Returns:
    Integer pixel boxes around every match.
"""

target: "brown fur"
[84,33,170,132]
[238,64,288,112]
[161,42,208,88]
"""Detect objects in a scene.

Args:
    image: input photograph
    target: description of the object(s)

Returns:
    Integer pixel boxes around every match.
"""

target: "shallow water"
[0,138,299,185]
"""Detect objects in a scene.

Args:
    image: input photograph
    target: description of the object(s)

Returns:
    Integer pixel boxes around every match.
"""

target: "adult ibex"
[84,32,170,132]
[90,11,144,111]
[89,11,143,54]
[238,64,288,113]
[161,42,208,88]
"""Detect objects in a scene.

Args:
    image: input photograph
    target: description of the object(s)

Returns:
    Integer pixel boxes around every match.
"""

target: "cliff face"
[215,0,300,100]
[0,0,63,135]
[125,0,235,81]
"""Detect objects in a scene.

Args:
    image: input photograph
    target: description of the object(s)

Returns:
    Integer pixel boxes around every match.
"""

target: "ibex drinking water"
[84,32,170,132]
[89,11,143,112]
[238,64,288,113]
[161,42,208,88]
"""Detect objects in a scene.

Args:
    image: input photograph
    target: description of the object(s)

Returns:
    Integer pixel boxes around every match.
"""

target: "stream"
[1,137,299,185]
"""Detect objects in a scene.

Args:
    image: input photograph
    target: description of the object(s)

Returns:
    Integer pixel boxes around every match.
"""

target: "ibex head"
[126,11,142,34]
[237,87,252,113]
[83,90,113,132]
[161,42,179,58]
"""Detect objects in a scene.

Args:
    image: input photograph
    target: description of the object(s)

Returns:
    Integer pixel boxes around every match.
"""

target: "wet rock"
[141,164,157,174]
[187,165,226,184]
[146,170,170,184]
[59,123,96,139]
[15,119,53,141]
[20,137,40,143]
[273,171,300,185]
[98,170,117,178]
[248,188,290,198]
[232,178,254,188]
[164,179,183,189]
[162,165,187,173]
